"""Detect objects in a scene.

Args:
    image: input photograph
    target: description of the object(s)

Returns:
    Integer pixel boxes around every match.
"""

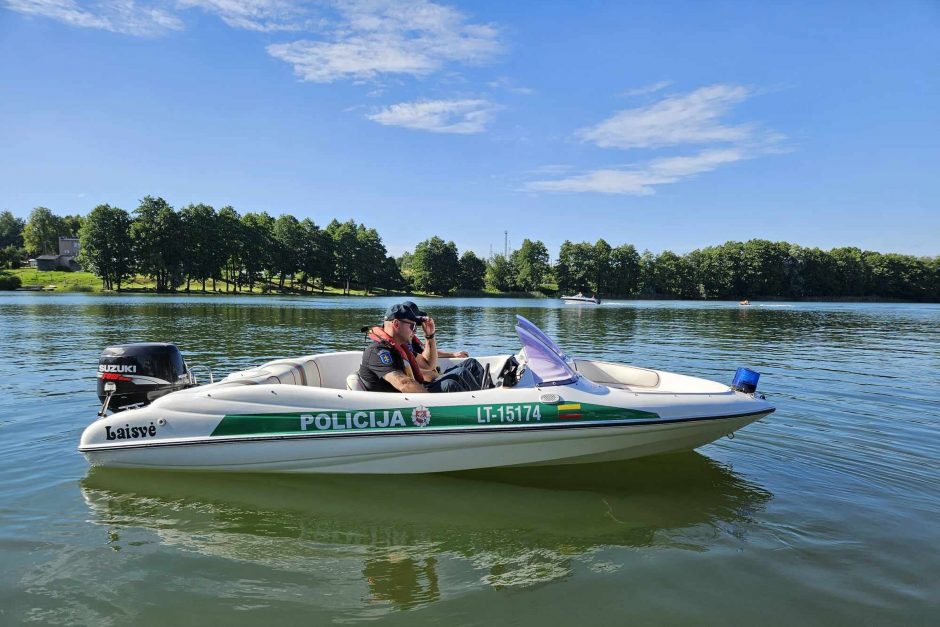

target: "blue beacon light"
[731,368,761,394]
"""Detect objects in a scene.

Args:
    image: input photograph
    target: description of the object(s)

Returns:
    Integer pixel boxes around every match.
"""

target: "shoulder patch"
[377,349,393,365]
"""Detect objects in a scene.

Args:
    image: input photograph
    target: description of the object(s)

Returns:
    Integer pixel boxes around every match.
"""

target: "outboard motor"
[97,343,194,413]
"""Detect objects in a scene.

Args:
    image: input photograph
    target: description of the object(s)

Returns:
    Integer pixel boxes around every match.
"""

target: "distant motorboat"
[562,293,600,305]
[739,299,750,306]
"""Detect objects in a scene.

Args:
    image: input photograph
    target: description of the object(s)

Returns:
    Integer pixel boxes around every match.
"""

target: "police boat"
[79,316,774,474]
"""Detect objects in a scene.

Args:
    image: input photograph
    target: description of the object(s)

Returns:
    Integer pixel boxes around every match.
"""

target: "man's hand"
[421,317,436,339]
[453,351,469,358]
[383,370,427,393]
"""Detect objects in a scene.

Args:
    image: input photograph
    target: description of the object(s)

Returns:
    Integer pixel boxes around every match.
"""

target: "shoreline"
[5,287,935,304]
[5,270,936,303]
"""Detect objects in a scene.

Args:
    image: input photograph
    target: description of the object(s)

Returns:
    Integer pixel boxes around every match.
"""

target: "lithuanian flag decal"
[557,402,582,420]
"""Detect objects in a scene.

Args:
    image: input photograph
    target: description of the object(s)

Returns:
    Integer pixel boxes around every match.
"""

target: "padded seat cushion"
[573,359,660,388]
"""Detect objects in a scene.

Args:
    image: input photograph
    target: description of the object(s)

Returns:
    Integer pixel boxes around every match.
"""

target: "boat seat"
[217,359,307,386]
[346,372,366,391]
[573,359,660,388]
[303,352,365,388]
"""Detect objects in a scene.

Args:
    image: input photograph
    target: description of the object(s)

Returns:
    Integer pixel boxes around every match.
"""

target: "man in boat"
[401,301,469,379]
[359,304,485,393]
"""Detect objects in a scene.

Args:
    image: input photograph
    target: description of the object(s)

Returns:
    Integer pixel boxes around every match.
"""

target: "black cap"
[402,300,428,320]
[384,303,420,323]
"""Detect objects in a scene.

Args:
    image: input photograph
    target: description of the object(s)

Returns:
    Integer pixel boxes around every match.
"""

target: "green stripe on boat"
[210,402,660,437]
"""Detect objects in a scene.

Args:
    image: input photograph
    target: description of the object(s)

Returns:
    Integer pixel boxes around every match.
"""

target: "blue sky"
[1,0,938,258]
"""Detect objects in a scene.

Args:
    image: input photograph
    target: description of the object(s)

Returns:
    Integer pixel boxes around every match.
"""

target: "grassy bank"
[5,269,501,298]
[8,269,101,291]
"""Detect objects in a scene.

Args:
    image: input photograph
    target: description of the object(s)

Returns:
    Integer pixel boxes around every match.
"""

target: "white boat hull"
[562,297,599,305]
[82,411,765,474]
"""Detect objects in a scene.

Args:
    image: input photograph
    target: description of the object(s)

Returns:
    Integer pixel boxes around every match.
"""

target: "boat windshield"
[515,322,578,386]
[515,315,568,362]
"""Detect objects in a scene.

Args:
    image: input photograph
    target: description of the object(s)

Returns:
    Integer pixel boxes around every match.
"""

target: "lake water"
[0,294,937,625]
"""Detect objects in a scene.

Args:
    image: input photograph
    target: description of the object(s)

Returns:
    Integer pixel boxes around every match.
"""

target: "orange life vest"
[367,327,426,384]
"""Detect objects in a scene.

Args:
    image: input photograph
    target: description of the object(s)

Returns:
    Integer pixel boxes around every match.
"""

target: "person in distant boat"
[359,304,485,394]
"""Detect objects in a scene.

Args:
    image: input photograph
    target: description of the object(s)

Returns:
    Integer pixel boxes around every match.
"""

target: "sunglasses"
[397,319,416,330]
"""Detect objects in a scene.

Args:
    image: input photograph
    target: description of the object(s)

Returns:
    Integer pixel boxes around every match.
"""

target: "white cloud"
[579,84,754,150]
[619,80,672,98]
[487,76,534,95]
[527,164,573,175]
[3,0,315,34]
[176,0,310,32]
[526,149,748,195]
[367,98,499,134]
[267,0,502,83]
[528,84,785,195]
[3,0,184,35]
[2,0,505,69]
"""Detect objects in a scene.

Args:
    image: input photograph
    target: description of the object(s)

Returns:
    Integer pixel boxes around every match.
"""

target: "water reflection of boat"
[81,454,771,613]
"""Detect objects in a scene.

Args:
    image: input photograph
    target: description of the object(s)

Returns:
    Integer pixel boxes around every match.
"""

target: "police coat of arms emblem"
[411,405,431,427]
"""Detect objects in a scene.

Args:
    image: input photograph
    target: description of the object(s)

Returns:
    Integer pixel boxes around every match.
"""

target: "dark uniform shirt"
[358,341,407,393]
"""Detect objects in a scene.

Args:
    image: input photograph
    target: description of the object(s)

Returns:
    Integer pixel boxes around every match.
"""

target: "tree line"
[1,203,938,301]
[77,197,404,293]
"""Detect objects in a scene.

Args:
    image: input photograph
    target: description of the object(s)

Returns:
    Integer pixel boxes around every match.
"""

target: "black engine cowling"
[97,343,193,412]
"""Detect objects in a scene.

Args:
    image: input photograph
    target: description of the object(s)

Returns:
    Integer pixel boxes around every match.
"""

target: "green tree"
[652,250,696,297]
[511,239,550,291]
[217,206,244,292]
[0,246,23,269]
[740,239,793,297]
[130,196,184,292]
[554,241,574,293]
[458,250,486,291]
[788,245,837,298]
[555,241,595,293]
[864,251,929,300]
[592,239,613,295]
[485,254,515,291]
[354,225,388,295]
[241,212,275,291]
[411,236,460,295]
[398,250,414,275]
[298,218,333,291]
[378,255,404,293]
[609,244,640,296]
[637,250,656,295]
[928,257,940,301]
[61,214,84,238]
[272,214,304,289]
[180,203,222,291]
[77,204,135,290]
[0,211,25,269]
[0,272,21,290]
[0,211,25,249]
[23,207,64,255]
[829,247,868,296]
[326,219,359,294]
